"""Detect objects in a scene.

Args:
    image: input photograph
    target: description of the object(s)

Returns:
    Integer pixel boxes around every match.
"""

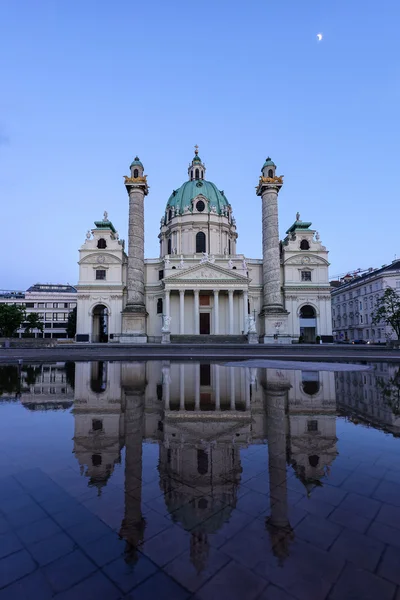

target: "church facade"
[76,150,333,344]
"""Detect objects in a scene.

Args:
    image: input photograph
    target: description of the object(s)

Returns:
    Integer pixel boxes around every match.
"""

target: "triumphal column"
[256,158,289,343]
[121,157,148,343]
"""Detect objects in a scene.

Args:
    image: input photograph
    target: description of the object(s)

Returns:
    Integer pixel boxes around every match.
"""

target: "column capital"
[179,289,185,296]
[256,177,283,197]
[213,289,219,296]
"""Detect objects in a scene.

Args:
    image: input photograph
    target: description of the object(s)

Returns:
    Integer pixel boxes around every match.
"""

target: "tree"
[66,306,77,338]
[372,287,400,340]
[0,304,26,337]
[377,368,400,416]
[24,312,44,335]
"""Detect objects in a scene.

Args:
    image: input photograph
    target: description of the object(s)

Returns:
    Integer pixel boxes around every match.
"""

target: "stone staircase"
[170,335,248,344]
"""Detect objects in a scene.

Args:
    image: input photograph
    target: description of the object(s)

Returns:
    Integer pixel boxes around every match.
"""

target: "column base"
[261,310,290,345]
[121,306,147,344]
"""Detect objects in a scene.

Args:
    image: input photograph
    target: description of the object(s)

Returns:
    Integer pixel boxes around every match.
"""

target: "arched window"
[195,168,199,180]
[191,170,193,180]
[97,238,107,249]
[167,238,172,254]
[168,209,172,221]
[300,239,310,250]
[196,231,206,253]
[197,449,208,475]
[300,305,316,319]
[201,170,204,178]
[308,455,320,467]
[157,298,163,314]
[133,169,139,178]
[268,169,273,178]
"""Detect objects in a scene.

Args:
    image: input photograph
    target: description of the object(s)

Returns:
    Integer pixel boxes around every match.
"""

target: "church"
[76,149,333,344]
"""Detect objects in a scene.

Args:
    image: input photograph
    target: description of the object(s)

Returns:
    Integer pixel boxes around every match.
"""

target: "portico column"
[228,290,234,335]
[194,290,200,335]
[214,290,219,334]
[243,290,248,332]
[179,290,185,334]
[165,290,170,318]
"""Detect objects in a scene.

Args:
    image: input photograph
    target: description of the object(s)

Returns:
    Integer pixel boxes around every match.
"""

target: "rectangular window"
[307,420,318,432]
[158,270,164,280]
[301,271,312,282]
[396,281,400,289]
[53,303,57,308]
[38,302,45,308]
[365,314,368,324]
[360,314,363,324]
[359,302,362,310]
[200,364,211,386]
[92,419,103,431]
[53,313,58,320]
[46,303,52,308]
[25,302,34,308]
[96,270,106,280]
[45,313,52,321]
[44,323,52,329]
[199,295,210,306]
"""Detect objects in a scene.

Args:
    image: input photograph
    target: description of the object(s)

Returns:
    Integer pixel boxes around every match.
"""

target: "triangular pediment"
[163,262,248,282]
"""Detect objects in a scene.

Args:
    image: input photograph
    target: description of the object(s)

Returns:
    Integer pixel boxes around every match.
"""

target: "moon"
[317,33,323,41]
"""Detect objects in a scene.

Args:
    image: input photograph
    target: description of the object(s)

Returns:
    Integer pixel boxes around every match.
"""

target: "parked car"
[351,340,367,344]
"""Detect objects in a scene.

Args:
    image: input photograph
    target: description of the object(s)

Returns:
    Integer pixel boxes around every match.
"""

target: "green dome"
[262,157,276,171]
[166,179,230,215]
[130,156,143,168]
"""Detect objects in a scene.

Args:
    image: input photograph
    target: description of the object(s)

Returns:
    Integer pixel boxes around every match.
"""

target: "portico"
[161,263,250,336]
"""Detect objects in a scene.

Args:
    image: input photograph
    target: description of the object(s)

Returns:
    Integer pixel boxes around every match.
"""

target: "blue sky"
[1,0,399,290]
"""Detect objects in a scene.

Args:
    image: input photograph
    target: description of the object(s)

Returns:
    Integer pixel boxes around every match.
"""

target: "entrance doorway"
[299,305,317,343]
[199,313,210,335]
[92,304,109,343]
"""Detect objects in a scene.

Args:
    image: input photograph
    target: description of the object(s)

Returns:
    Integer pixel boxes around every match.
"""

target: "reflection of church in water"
[72,361,338,566]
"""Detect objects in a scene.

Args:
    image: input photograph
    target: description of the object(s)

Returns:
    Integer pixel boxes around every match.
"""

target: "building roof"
[331,260,400,293]
[285,220,313,235]
[166,179,230,216]
[94,220,117,234]
[262,157,276,170]
[26,284,77,293]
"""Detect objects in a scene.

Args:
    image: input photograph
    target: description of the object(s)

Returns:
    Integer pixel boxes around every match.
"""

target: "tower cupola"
[261,157,276,179]
[188,145,206,181]
[130,156,144,179]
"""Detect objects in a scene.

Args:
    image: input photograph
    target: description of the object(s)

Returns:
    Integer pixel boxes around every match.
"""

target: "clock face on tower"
[97,255,106,263]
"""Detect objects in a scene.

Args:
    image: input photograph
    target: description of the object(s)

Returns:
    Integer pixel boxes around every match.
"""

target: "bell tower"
[121,157,149,343]
[188,145,206,181]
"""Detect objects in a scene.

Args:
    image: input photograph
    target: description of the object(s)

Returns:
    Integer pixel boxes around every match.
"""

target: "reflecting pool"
[1,360,400,599]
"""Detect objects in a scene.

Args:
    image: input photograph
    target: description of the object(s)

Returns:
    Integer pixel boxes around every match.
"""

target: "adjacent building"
[76,150,333,343]
[0,284,77,339]
[331,260,400,343]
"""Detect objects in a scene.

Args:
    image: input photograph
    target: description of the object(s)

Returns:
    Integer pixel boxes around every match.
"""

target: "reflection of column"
[230,366,235,410]
[215,365,220,411]
[179,364,185,410]
[194,290,200,335]
[228,290,234,334]
[243,290,248,332]
[245,368,251,410]
[162,362,170,410]
[214,290,219,334]
[179,290,185,334]
[165,290,170,318]
[264,372,294,563]
[120,368,146,561]
[195,364,200,410]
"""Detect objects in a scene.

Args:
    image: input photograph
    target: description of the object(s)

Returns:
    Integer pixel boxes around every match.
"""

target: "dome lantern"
[188,145,206,181]
[130,156,144,178]
[261,157,276,178]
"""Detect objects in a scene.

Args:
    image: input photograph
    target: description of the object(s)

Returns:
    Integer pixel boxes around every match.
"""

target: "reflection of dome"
[166,180,230,216]
[163,491,235,533]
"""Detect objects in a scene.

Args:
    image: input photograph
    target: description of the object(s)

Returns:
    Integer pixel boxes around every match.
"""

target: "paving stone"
[373,480,400,507]
[258,585,296,599]
[0,492,35,515]
[231,489,270,517]
[140,524,190,567]
[196,560,267,600]
[52,571,121,600]
[310,484,348,507]
[42,548,97,593]
[294,514,342,550]
[295,495,335,518]
[376,502,400,530]
[0,531,23,559]
[52,504,93,529]
[125,570,190,600]
[330,528,384,571]
[5,502,48,528]
[220,518,274,569]
[330,563,395,600]
[0,549,36,589]
[207,508,254,549]
[254,539,344,600]
[165,545,231,593]
[0,516,10,535]
[39,493,82,516]
[0,569,53,600]
[27,531,76,566]
[377,545,400,586]
[321,467,353,488]
[16,516,61,545]
[243,473,270,495]
[66,515,111,546]
[103,552,158,594]
[338,492,381,519]
[0,476,25,501]
[328,505,372,534]
[340,472,381,496]
[367,520,400,549]
[82,531,127,567]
